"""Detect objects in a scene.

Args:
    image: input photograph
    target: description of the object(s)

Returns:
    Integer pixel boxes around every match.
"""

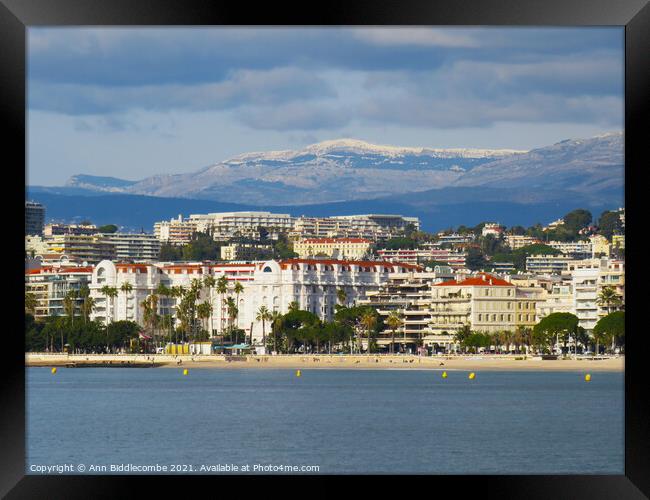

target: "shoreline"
[25,353,624,372]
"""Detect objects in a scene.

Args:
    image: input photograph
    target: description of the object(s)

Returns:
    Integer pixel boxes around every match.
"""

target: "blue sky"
[27,27,624,186]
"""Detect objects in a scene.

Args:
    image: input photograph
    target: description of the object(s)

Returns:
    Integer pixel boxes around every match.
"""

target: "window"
[263,266,273,273]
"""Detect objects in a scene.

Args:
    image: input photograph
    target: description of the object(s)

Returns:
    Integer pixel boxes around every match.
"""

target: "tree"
[281,309,320,353]
[216,275,229,334]
[385,310,403,354]
[197,301,212,337]
[233,281,244,330]
[120,282,134,320]
[224,297,239,343]
[140,294,159,350]
[97,224,119,233]
[202,276,216,336]
[256,305,272,349]
[593,311,624,353]
[62,289,78,326]
[596,286,623,315]
[563,209,592,232]
[598,210,624,240]
[25,292,37,315]
[534,313,579,354]
[360,311,378,353]
[100,285,118,351]
[454,324,472,352]
[270,310,283,353]
[159,244,183,261]
[465,248,487,270]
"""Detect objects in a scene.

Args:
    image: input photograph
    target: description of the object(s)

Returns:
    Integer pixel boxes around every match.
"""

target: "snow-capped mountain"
[64,133,622,206]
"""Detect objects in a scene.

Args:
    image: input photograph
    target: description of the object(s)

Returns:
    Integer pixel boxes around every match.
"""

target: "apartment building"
[546,240,592,258]
[43,223,98,237]
[376,247,467,268]
[294,238,372,260]
[435,233,476,246]
[45,234,116,264]
[102,233,161,261]
[505,235,541,250]
[360,271,543,352]
[535,258,625,333]
[525,254,575,274]
[291,214,420,241]
[154,215,197,246]
[25,265,93,319]
[25,201,45,236]
[188,211,294,240]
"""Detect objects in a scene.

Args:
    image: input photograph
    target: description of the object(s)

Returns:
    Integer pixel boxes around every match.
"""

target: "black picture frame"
[2,0,648,497]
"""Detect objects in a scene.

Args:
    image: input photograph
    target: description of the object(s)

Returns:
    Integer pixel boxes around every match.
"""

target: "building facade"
[294,238,371,260]
[25,201,45,236]
[88,258,420,344]
[102,233,161,261]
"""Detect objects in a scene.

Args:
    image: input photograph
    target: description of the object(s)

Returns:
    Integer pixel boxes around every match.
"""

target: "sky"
[27,27,624,186]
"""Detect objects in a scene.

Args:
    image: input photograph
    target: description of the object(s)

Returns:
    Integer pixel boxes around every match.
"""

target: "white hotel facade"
[89,258,420,344]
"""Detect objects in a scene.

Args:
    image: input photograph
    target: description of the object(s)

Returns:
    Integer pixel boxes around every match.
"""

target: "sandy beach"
[26,353,624,372]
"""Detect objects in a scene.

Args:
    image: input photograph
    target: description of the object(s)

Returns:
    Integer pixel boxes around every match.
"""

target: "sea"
[26,367,624,474]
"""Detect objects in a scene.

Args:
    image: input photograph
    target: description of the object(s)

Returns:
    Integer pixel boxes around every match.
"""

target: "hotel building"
[294,238,372,260]
[88,258,420,344]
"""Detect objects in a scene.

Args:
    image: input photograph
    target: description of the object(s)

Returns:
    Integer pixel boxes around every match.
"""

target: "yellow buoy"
[183,369,188,376]
[51,367,57,374]
[296,370,301,377]
[442,371,448,379]
[585,373,591,382]
[468,372,476,380]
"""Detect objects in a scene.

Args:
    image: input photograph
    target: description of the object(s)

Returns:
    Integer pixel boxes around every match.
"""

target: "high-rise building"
[25,201,45,236]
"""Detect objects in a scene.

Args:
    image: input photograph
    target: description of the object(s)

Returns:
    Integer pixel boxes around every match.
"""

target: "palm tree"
[597,286,623,315]
[386,310,403,354]
[62,289,78,326]
[197,301,212,339]
[233,281,244,329]
[81,296,96,325]
[270,310,283,354]
[100,286,118,352]
[288,301,300,312]
[360,311,377,354]
[100,285,118,326]
[256,305,272,349]
[216,275,229,335]
[25,292,37,315]
[156,283,172,342]
[203,275,216,337]
[224,297,239,343]
[120,282,133,321]
[140,294,159,350]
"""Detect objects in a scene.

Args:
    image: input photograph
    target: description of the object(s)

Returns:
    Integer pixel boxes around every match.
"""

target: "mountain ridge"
[62,132,623,207]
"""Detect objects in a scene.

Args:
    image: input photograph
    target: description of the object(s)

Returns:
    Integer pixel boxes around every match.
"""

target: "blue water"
[26,367,624,474]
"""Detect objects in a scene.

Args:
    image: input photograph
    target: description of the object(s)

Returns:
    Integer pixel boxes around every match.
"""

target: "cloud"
[352,28,481,48]
[29,67,335,115]
[238,101,352,131]
[359,93,622,129]
[27,27,624,134]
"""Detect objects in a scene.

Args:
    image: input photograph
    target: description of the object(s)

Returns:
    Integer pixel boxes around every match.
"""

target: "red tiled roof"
[299,238,371,244]
[434,272,513,287]
[279,258,422,271]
